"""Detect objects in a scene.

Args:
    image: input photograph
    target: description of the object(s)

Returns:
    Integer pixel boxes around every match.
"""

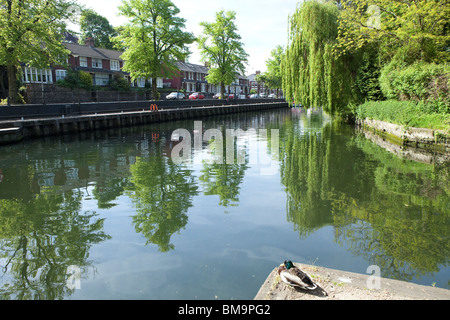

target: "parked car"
[213,93,224,99]
[268,93,276,98]
[249,94,260,99]
[228,94,236,99]
[166,92,185,100]
[189,92,205,100]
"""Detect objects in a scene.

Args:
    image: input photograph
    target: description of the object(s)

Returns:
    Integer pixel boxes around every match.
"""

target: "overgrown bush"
[379,61,449,105]
[354,45,385,102]
[57,69,92,90]
[108,73,131,91]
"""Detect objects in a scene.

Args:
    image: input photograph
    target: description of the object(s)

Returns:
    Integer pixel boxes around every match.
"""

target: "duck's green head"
[284,260,294,269]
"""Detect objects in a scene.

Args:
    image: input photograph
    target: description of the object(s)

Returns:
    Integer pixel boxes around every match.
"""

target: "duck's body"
[277,260,317,290]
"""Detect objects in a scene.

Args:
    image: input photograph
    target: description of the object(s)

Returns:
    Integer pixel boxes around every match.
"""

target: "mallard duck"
[278,260,317,290]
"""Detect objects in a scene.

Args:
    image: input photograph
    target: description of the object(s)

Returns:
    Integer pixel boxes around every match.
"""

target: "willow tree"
[282,0,361,116]
[115,0,195,100]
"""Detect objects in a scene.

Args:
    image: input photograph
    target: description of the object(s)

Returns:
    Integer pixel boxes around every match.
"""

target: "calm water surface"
[0,108,448,300]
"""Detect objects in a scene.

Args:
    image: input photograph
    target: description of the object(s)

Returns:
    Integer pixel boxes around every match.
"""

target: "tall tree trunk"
[0,67,7,99]
[7,65,19,104]
[220,82,225,98]
[152,76,158,100]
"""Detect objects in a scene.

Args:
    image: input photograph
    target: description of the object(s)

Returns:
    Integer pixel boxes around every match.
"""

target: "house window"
[55,70,67,81]
[92,58,102,69]
[94,73,110,86]
[135,77,146,88]
[80,56,88,67]
[110,60,120,71]
[22,67,53,84]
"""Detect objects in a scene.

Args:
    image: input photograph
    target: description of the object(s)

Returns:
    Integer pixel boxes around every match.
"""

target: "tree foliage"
[198,10,249,96]
[334,0,450,115]
[282,0,361,116]
[80,8,117,50]
[257,45,284,97]
[56,69,92,90]
[335,0,450,64]
[113,0,195,100]
[0,0,79,103]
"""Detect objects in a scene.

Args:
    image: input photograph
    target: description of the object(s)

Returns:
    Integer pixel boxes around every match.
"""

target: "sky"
[72,0,300,75]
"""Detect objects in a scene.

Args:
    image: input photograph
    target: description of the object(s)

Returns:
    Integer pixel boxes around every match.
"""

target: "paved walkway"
[254,262,449,300]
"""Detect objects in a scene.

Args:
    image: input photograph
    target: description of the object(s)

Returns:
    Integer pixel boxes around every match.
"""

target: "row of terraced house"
[16,36,272,103]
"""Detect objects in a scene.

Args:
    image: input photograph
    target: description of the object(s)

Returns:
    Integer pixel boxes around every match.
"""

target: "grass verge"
[355,100,450,132]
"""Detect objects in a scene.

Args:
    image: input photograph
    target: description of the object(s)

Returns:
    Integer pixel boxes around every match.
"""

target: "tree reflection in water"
[0,189,110,299]
[279,109,449,282]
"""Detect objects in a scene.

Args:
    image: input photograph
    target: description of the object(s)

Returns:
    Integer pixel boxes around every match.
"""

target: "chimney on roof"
[84,37,95,47]
[256,70,261,75]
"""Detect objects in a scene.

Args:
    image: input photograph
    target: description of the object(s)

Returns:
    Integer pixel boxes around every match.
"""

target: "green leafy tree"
[0,0,79,104]
[198,10,249,97]
[335,0,449,63]
[113,0,195,100]
[282,0,361,116]
[257,45,284,97]
[80,8,117,50]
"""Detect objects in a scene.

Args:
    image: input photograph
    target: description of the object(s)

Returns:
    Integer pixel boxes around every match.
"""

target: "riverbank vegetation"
[355,100,450,131]
[281,0,449,130]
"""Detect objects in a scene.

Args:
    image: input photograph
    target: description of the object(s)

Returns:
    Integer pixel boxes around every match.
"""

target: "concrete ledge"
[255,263,450,300]
[0,102,288,145]
[357,118,450,152]
[359,127,450,166]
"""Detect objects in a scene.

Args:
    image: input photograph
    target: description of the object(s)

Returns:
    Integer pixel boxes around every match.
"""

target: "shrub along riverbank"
[355,100,450,132]
[280,0,449,136]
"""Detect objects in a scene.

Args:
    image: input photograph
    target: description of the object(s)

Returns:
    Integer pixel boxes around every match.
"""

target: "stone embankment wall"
[0,101,288,145]
[357,118,450,153]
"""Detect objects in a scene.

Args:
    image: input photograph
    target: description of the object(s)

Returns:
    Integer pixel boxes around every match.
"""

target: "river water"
[0,108,448,300]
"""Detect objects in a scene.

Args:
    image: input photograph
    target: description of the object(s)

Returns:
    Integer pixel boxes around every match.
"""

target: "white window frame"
[94,73,110,86]
[135,77,146,88]
[110,60,120,71]
[55,69,67,81]
[80,56,88,67]
[92,58,102,69]
[157,78,163,88]
[22,67,53,84]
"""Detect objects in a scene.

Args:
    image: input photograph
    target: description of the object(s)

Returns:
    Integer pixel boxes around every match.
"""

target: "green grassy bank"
[355,100,450,132]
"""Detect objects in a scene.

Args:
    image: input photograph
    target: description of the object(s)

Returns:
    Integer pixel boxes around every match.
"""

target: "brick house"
[19,34,250,100]
[21,38,130,87]
[248,71,266,95]
[165,61,249,97]
[165,61,212,94]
